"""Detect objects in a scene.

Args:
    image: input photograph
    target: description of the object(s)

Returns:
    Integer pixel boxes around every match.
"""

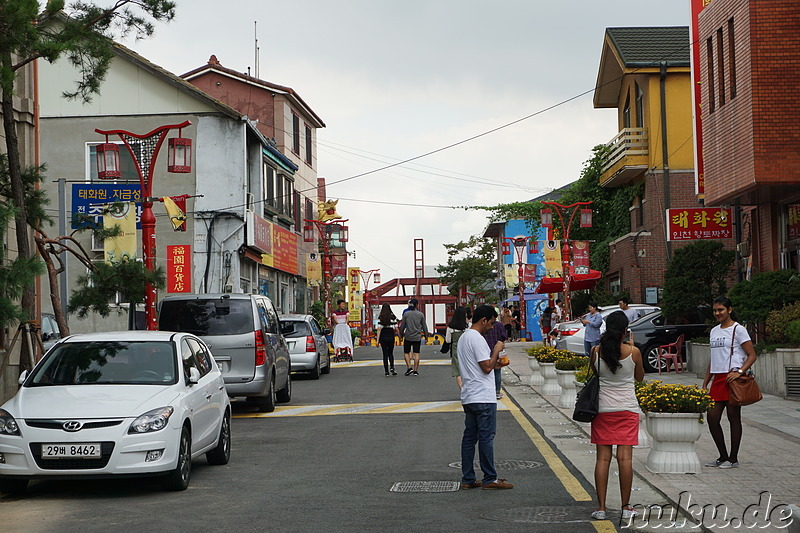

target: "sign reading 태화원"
[72,183,142,229]
[666,207,732,241]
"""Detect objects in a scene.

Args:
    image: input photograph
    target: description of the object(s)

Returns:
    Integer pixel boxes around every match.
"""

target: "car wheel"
[321,353,331,374]
[277,371,292,403]
[206,411,231,466]
[253,376,276,413]
[309,357,321,380]
[163,426,192,491]
[642,343,663,373]
[0,478,28,495]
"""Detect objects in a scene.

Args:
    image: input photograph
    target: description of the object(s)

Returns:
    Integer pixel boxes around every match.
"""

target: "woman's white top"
[709,322,751,374]
[597,350,640,414]
[445,327,464,343]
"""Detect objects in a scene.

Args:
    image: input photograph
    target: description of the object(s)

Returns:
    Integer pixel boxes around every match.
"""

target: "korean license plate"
[42,443,101,459]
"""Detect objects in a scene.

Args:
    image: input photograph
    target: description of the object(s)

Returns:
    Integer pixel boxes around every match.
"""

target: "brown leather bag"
[727,324,762,407]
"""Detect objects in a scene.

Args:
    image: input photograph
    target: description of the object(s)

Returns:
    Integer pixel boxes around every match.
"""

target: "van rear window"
[159,299,253,336]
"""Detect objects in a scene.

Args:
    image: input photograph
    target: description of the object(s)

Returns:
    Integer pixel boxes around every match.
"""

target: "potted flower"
[636,380,715,474]
[531,347,571,396]
[554,356,587,409]
[525,347,545,386]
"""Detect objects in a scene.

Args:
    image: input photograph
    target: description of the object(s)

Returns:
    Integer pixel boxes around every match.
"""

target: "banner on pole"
[103,202,137,264]
[571,241,590,275]
[306,253,322,286]
[543,240,562,278]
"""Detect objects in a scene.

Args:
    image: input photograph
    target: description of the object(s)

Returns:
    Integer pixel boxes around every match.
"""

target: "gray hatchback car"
[158,294,292,412]
[280,314,330,379]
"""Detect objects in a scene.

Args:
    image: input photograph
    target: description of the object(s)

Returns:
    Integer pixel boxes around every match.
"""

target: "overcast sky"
[120,1,689,281]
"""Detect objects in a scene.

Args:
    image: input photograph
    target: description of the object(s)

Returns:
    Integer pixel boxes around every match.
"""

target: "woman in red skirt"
[589,311,644,521]
[701,296,757,469]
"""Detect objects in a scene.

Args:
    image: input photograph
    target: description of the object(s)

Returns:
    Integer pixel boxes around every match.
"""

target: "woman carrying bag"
[702,296,758,469]
[589,311,644,521]
[377,304,398,377]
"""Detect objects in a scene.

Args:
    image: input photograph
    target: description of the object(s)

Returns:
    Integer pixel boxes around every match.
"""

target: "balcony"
[600,128,649,187]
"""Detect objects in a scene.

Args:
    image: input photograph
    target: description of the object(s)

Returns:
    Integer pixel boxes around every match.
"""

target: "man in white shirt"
[457,305,513,490]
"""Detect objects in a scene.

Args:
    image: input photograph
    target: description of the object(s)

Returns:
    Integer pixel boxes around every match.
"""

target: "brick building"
[697,0,800,276]
[593,27,710,303]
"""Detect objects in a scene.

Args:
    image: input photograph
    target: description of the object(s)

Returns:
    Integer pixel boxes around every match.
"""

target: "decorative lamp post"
[353,269,381,338]
[502,235,532,338]
[95,121,193,330]
[303,218,350,321]
[540,201,593,321]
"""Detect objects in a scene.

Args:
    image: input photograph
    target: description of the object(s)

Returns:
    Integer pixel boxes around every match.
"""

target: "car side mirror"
[188,367,200,385]
[280,323,295,336]
[18,370,28,385]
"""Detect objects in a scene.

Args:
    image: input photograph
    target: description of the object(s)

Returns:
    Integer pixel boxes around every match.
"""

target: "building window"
[609,276,621,296]
[292,114,300,154]
[706,37,716,113]
[294,191,301,229]
[305,199,314,222]
[623,91,631,128]
[716,28,726,107]
[635,83,644,128]
[728,18,737,99]
[280,175,293,217]
[263,163,276,213]
[304,124,312,166]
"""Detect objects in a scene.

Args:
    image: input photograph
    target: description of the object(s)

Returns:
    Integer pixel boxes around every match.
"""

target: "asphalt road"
[1,345,606,533]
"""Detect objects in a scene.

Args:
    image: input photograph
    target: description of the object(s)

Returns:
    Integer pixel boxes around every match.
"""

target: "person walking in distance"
[399,298,428,376]
[377,304,398,377]
[618,297,639,324]
[458,305,512,490]
[589,311,644,521]
[702,296,757,469]
[331,300,354,359]
[500,305,513,339]
[444,306,470,390]
[482,318,508,400]
[580,302,603,358]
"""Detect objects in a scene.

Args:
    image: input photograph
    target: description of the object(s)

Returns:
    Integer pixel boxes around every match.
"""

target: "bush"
[786,320,800,345]
[729,269,800,326]
[555,356,589,371]
[765,301,800,343]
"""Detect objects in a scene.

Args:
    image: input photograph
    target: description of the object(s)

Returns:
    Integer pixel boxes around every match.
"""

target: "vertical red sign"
[571,241,591,275]
[167,245,191,293]
[330,254,347,284]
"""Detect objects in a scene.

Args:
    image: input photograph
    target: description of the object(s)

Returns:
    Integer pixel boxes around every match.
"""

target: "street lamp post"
[501,235,537,339]
[540,201,593,321]
[95,121,193,331]
[352,269,380,338]
[303,219,349,321]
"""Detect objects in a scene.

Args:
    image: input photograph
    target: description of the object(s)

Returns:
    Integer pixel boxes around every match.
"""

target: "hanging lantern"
[373,272,381,285]
[580,208,593,228]
[529,240,539,255]
[303,224,315,243]
[96,142,121,180]
[540,208,553,228]
[339,225,349,243]
[351,270,359,284]
[501,241,511,256]
[167,135,192,173]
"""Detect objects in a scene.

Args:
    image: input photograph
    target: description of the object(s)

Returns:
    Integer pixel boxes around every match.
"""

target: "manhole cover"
[390,481,460,493]
[482,506,591,523]
[448,459,543,470]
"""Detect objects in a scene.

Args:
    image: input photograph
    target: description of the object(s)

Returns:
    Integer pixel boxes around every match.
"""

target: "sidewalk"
[501,341,800,532]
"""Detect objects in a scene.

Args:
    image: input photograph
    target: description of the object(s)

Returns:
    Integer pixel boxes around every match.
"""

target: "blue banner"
[72,183,142,229]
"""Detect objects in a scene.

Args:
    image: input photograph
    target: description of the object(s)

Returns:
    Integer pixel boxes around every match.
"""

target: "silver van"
[158,294,292,412]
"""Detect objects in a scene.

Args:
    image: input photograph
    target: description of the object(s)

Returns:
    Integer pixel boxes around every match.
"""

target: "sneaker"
[621,507,639,519]
[390,368,397,376]
[482,479,513,490]
[704,459,726,467]
[718,461,739,469]
[591,510,606,520]
[404,368,413,376]
[460,481,481,490]
[412,370,419,376]
[496,392,504,400]
[385,372,390,377]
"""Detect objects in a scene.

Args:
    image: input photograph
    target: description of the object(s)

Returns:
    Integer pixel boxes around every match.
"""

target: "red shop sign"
[666,208,732,241]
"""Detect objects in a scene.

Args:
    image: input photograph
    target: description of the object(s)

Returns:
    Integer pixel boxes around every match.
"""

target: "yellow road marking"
[506,399,592,502]
[332,359,451,368]
[592,521,617,532]
[234,399,511,418]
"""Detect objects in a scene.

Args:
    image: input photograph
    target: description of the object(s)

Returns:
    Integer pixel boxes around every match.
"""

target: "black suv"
[630,308,713,372]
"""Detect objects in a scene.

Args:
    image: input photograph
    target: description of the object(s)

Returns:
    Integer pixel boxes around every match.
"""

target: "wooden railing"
[601,128,648,174]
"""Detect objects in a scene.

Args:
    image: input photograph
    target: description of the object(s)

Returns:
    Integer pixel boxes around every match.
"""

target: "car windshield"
[159,299,253,335]
[27,341,177,386]
[283,321,311,337]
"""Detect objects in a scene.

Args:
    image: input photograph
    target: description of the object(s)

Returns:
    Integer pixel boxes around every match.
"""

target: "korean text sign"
[666,207,732,241]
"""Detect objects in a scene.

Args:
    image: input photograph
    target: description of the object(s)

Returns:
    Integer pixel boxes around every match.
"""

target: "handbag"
[726,324,762,407]
[440,341,451,354]
[572,354,600,423]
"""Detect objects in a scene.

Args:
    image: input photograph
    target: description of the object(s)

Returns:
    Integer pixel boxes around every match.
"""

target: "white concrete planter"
[539,363,561,396]
[527,356,544,386]
[645,412,703,474]
[634,411,649,448]
[555,369,577,408]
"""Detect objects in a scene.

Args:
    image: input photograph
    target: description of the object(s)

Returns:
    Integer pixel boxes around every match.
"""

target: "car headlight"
[128,407,174,434]
[0,409,21,436]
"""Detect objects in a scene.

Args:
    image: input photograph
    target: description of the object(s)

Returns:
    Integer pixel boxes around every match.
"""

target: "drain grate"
[448,459,543,470]
[550,434,583,439]
[482,506,591,524]
[390,481,460,493]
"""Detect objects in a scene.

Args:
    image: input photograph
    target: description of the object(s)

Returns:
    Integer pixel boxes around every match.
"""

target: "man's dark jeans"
[461,403,497,485]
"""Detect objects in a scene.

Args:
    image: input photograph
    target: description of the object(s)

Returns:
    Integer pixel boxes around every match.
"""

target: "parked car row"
[556,304,660,355]
[1,293,333,495]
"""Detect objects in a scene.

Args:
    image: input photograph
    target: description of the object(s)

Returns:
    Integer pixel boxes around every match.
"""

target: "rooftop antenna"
[254,21,260,79]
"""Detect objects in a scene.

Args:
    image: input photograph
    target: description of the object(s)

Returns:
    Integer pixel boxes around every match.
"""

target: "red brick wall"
[188,72,276,140]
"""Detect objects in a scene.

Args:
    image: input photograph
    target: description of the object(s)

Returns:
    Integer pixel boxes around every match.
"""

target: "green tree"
[729,269,800,326]
[0,1,176,364]
[661,240,735,321]
[437,236,496,304]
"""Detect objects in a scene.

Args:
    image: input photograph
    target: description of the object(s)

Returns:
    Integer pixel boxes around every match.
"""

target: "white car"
[556,304,660,355]
[0,331,231,494]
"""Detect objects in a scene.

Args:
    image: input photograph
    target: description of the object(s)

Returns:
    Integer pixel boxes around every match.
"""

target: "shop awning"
[534,270,603,294]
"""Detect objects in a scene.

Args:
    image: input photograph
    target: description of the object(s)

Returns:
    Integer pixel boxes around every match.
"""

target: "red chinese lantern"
[167,136,192,173]
[501,241,511,255]
[529,240,539,255]
[580,209,593,228]
[303,225,315,243]
[540,209,553,228]
[96,142,121,180]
